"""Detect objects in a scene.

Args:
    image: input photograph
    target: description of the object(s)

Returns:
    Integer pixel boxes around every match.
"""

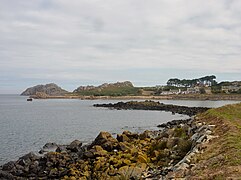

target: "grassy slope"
[190,103,241,179]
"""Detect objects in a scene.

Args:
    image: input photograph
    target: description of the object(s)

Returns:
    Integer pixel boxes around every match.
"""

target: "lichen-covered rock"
[117,134,130,142]
[91,131,118,151]
[1,117,210,179]
[117,142,130,151]
[122,130,139,140]
[66,140,82,152]
[139,130,152,140]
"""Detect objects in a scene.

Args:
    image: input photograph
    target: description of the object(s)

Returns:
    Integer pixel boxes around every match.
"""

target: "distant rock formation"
[73,81,134,93]
[33,92,49,99]
[21,83,68,96]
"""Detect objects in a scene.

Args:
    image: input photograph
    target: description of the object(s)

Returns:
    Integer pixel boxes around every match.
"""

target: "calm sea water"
[0,95,240,165]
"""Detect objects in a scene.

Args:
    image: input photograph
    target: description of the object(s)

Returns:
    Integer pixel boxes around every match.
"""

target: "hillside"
[21,83,68,96]
[73,81,141,96]
[188,103,241,179]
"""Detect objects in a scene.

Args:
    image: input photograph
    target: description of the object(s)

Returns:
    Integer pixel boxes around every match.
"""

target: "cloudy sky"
[0,0,241,93]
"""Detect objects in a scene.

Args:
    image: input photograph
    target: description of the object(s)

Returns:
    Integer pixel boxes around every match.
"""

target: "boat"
[27,98,33,101]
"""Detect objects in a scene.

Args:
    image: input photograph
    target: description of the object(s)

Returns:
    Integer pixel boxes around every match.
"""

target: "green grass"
[206,104,241,165]
[192,103,241,178]
[208,103,241,130]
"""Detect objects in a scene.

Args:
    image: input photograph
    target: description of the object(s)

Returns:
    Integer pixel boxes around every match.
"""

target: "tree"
[166,75,217,87]
[167,78,180,87]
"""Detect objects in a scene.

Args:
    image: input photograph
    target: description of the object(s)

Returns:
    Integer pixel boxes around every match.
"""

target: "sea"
[0,94,240,165]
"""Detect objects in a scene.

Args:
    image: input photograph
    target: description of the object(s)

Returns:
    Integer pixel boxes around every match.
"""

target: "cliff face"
[73,81,134,93]
[21,83,68,96]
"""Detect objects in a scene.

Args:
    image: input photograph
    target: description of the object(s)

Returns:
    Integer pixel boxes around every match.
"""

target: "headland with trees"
[20,75,241,100]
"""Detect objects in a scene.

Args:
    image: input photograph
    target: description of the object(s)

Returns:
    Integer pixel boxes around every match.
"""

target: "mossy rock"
[128,147,139,155]
[118,165,145,180]
[156,149,170,161]
[173,127,187,138]
[122,131,139,140]
[139,139,148,146]
[92,145,108,157]
[166,137,180,149]
[137,152,149,163]
[149,140,168,154]
[176,139,192,156]
[109,156,119,165]
[123,159,131,165]
[118,142,130,151]
[117,134,130,142]
[139,130,151,140]
[121,153,132,159]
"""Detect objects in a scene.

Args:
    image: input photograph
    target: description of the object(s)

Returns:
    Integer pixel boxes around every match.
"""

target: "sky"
[0,0,241,93]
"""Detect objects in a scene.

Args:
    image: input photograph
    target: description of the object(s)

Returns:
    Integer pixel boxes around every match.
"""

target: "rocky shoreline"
[94,100,210,116]
[28,94,241,101]
[0,114,214,179]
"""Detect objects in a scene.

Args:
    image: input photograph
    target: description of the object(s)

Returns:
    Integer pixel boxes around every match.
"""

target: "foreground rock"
[94,100,210,116]
[0,115,215,179]
[21,83,68,96]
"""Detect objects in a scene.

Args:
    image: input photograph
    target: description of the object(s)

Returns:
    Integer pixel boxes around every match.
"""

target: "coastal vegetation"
[166,75,217,87]
[74,86,140,97]
[211,81,241,94]
[189,102,241,178]
[73,87,140,96]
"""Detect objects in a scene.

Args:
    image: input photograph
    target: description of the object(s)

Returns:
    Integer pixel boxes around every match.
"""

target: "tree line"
[166,75,217,87]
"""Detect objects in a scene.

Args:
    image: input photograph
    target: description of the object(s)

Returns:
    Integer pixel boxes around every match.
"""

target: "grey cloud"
[0,0,241,93]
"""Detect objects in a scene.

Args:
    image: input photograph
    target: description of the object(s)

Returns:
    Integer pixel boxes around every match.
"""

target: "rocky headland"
[74,81,134,93]
[21,83,69,97]
[72,81,139,97]
[94,100,210,116]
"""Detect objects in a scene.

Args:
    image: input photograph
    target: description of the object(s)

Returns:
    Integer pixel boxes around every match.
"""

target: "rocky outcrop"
[31,92,49,99]
[94,100,210,116]
[73,81,134,93]
[164,121,218,179]
[21,83,68,96]
[0,116,216,179]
